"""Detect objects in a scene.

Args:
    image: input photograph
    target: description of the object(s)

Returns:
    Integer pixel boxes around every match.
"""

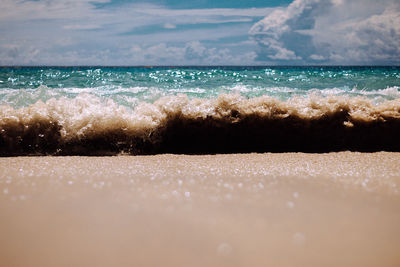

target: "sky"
[0,0,399,66]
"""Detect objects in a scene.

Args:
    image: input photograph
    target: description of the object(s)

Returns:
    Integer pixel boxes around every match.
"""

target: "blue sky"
[0,0,399,65]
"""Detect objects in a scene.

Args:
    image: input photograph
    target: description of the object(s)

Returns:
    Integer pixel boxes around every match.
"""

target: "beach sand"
[1,152,400,266]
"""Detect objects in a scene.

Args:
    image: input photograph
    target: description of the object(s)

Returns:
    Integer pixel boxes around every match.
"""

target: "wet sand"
[1,152,400,266]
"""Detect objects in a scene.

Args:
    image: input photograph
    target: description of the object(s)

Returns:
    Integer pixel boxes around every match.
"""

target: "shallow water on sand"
[0,152,399,266]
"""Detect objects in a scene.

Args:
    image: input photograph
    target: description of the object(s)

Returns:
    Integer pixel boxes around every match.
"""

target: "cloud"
[134,7,274,17]
[163,23,176,29]
[249,0,400,64]
[64,25,102,30]
[0,0,110,22]
[0,41,256,66]
[0,0,271,65]
[129,42,257,65]
[0,44,41,65]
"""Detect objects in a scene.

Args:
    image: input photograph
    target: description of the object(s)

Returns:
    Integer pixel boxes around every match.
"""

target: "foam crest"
[1,93,400,155]
[1,85,400,110]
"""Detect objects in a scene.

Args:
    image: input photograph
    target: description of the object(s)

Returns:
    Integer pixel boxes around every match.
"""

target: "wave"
[1,93,400,155]
[1,85,400,109]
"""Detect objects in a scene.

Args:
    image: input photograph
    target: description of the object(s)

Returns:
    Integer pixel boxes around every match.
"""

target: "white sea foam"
[1,85,399,109]
[1,92,400,133]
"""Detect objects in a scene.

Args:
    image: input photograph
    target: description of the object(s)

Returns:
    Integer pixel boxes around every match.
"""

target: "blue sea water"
[0,66,399,108]
[0,66,400,155]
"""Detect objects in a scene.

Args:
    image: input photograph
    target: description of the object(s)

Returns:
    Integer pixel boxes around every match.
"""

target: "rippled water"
[1,66,399,108]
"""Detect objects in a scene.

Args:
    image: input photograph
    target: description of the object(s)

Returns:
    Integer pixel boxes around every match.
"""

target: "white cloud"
[0,1,271,26]
[249,0,400,64]
[0,0,110,22]
[135,7,274,17]
[309,54,325,61]
[128,41,257,65]
[0,41,256,66]
[0,0,270,65]
[163,23,176,29]
[64,24,102,30]
[0,44,41,65]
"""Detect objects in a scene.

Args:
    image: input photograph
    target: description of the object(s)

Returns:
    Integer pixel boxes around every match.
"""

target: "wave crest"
[1,93,400,155]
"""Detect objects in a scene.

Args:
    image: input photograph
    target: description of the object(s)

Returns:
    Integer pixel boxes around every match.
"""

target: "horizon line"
[1,65,400,68]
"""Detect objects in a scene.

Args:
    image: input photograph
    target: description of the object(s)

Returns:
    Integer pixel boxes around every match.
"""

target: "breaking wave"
[1,93,400,155]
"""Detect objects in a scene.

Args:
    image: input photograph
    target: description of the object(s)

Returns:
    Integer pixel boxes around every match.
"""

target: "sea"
[0,66,399,155]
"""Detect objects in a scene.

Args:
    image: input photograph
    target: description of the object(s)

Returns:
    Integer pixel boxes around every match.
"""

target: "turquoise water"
[1,66,399,108]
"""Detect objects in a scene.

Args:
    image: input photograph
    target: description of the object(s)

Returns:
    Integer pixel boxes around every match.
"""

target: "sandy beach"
[1,0,399,264]
[0,152,399,266]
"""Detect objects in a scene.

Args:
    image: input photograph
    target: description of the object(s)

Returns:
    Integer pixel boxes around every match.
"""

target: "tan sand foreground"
[0,152,400,267]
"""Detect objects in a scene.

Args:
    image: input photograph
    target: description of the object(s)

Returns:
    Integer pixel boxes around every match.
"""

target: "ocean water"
[0,66,400,155]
